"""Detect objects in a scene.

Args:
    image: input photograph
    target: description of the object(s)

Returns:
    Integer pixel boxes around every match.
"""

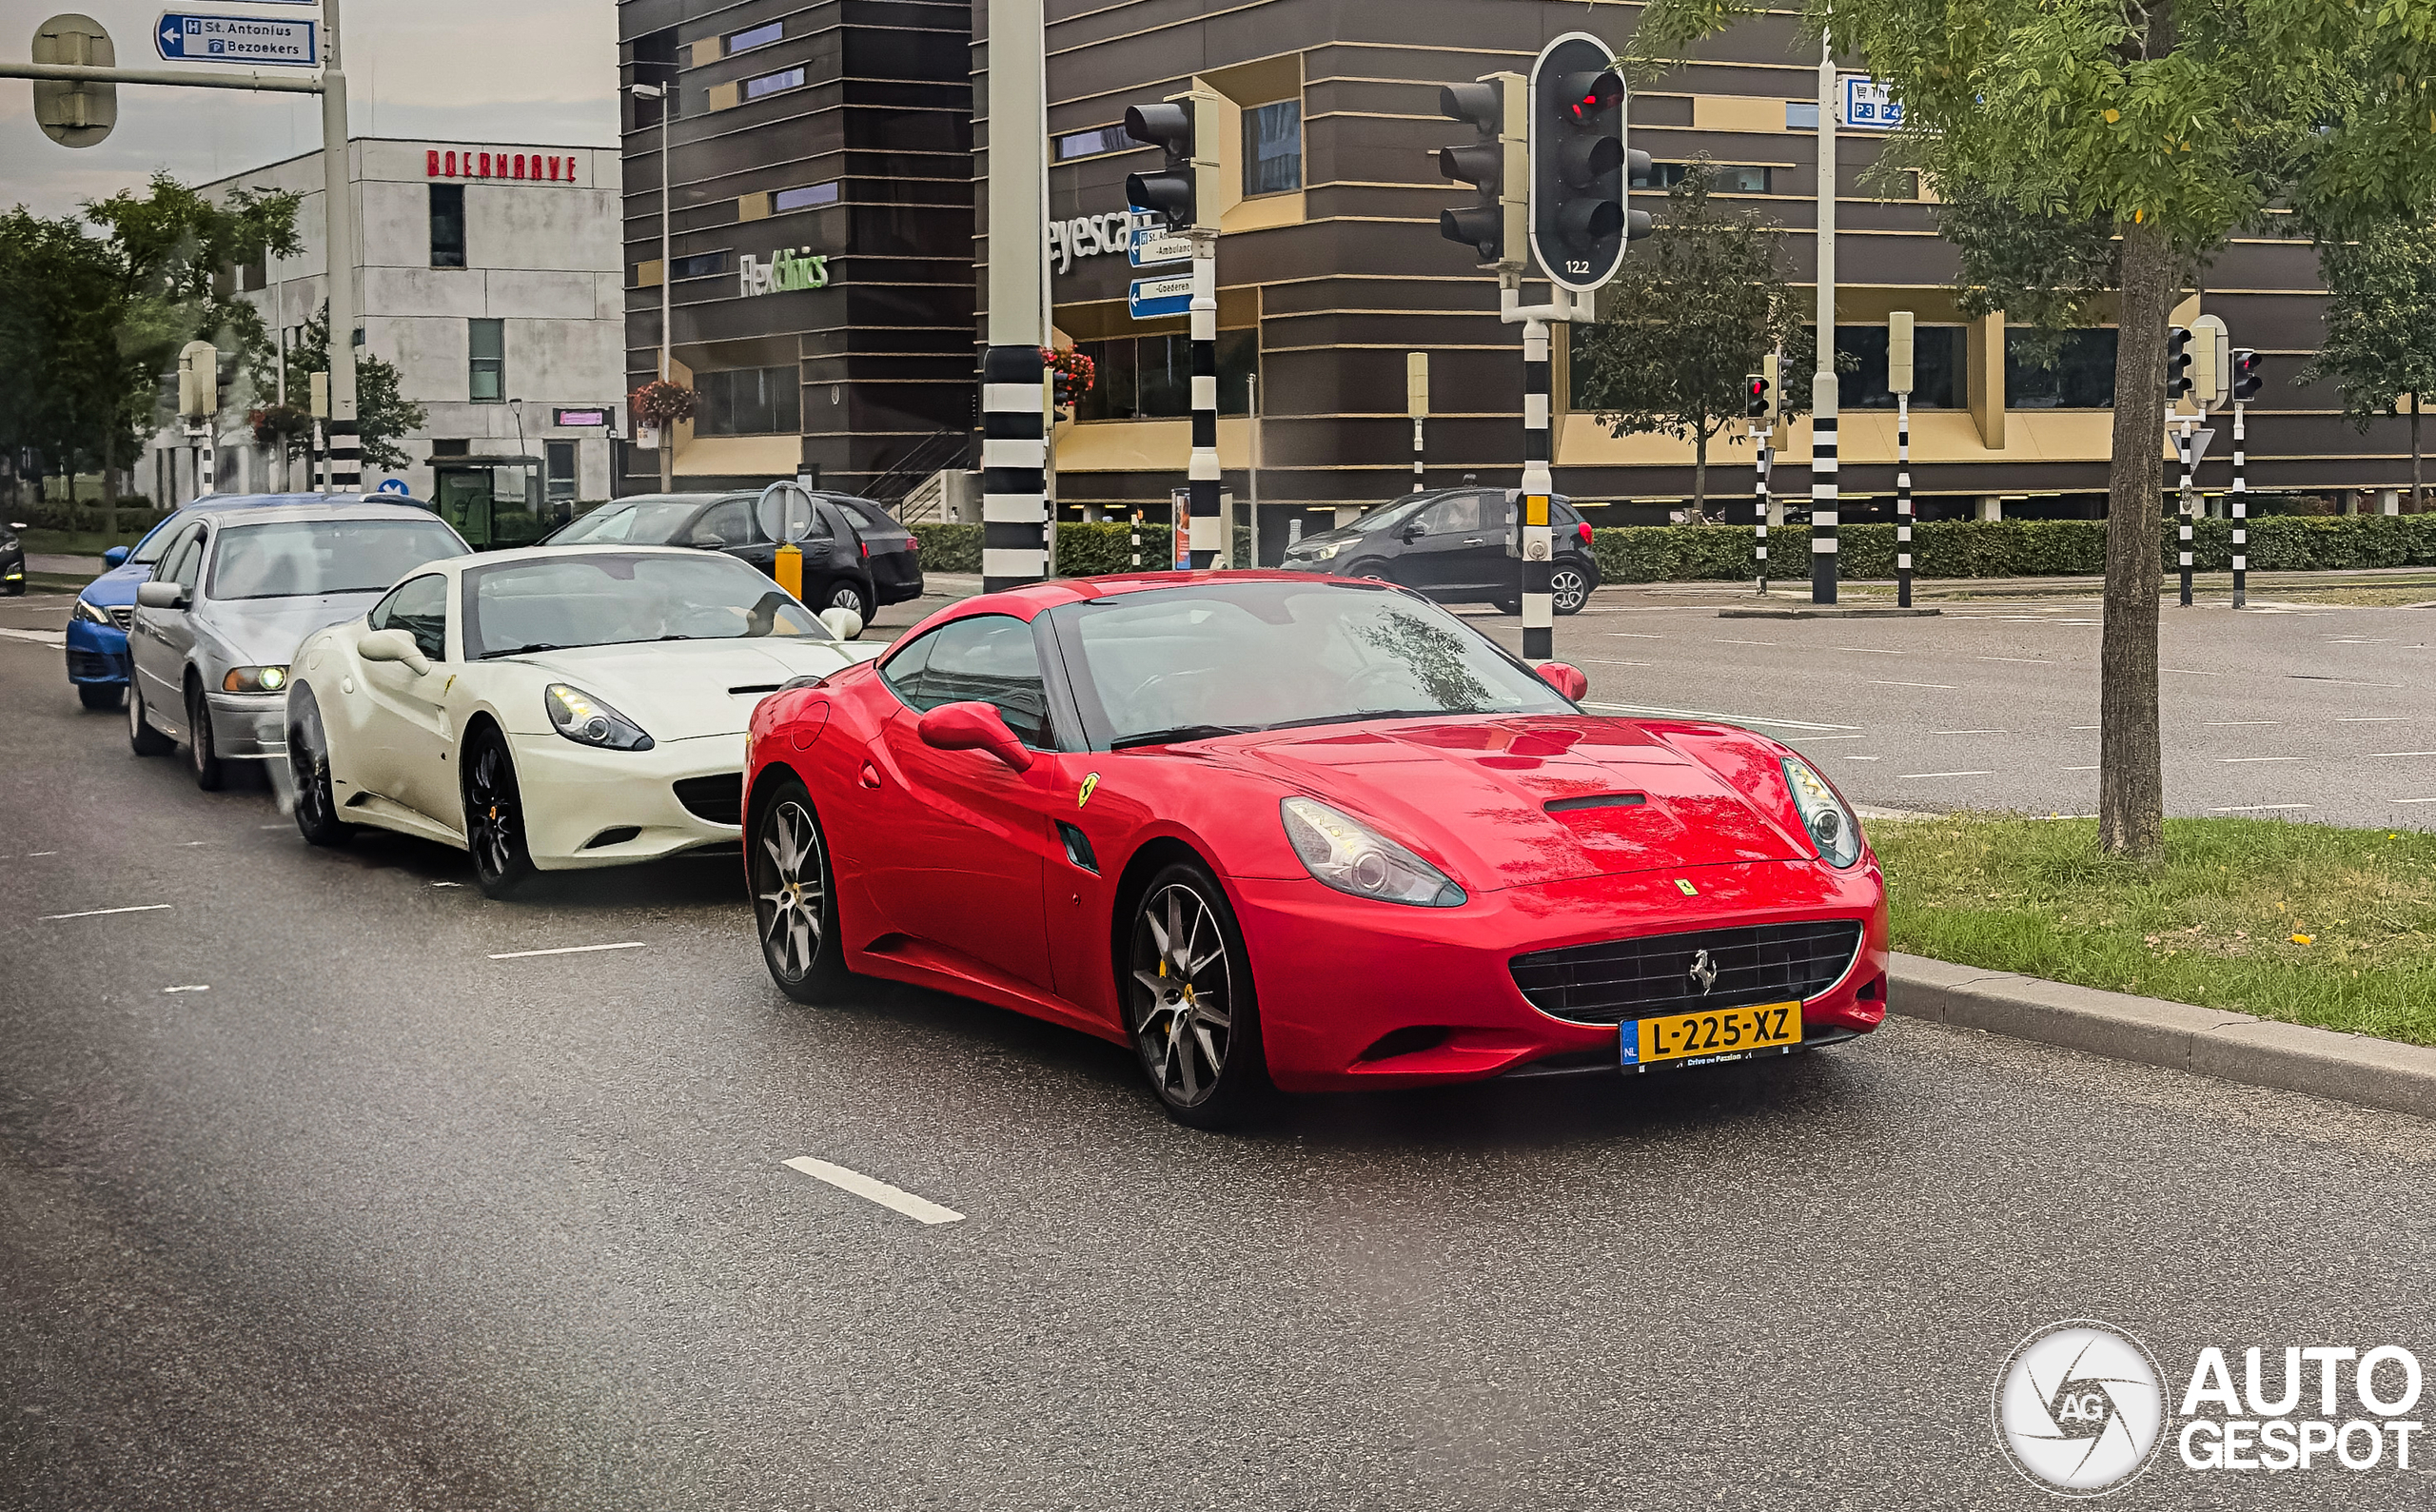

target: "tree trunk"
[1692,424,1710,520]
[2098,219,2179,860]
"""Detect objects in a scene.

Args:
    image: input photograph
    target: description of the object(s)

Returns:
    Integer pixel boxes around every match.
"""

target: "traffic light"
[1530,32,1647,293]
[1124,92,1219,234]
[2231,347,2263,403]
[1745,373,1771,420]
[1435,75,1523,267]
[2191,313,2229,408]
[1762,351,1781,420]
[177,341,220,420]
[33,14,117,148]
[2166,325,2193,403]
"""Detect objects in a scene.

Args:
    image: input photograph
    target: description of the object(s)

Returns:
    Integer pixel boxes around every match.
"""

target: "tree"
[283,302,425,472]
[1636,0,2436,859]
[2298,218,2436,508]
[1571,162,1814,518]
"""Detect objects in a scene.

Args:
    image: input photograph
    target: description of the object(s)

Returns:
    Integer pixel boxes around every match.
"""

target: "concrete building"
[156,136,626,525]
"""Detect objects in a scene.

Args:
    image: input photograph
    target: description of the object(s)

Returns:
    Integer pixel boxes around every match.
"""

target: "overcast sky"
[2,0,620,219]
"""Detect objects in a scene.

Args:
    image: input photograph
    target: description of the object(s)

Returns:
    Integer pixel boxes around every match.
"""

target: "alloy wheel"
[755,799,826,982]
[1551,566,1589,613]
[1129,882,1233,1106]
[467,740,520,880]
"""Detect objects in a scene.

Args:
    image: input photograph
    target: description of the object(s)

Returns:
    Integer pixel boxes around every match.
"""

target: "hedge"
[910,514,2436,583]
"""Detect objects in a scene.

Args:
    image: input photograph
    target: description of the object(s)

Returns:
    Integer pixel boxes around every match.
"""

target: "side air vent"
[1545,794,1646,814]
[673,774,743,826]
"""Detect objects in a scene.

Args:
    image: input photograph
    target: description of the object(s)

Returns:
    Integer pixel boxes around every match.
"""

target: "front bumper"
[510,729,748,871]
[1228,858,1890,1092]
[205,693,289,760]
[65,619,129,686]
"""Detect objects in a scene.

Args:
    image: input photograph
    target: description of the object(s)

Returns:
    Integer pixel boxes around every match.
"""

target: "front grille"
[1511,920,1864,1025]
[672,774,742,827]
[108,605,133,631]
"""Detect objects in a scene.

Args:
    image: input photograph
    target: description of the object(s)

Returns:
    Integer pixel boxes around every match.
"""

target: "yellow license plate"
[1624,1001,1802,1069]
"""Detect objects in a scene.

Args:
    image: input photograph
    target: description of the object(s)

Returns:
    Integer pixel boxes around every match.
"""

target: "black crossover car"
[543,490,921,620]
[1276,487,1601,613]
[0,520,23,596]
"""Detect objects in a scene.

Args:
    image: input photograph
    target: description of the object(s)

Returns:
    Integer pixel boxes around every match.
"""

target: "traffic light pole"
[321,0,359,492]
[1753,426,1771,596]
[2175,418,2195,608]
[1188,231,1221,569]
[1896,393,1913,607]
[1501,282,1591,660]
[1810,24,1837,605]
[980,0,1049,590]
[2231,401,2248,609]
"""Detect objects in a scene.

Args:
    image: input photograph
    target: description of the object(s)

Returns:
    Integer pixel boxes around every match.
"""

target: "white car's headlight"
[1280,796,1464,908]
[221,665,287,694]
[1782,756,1860,868]
[546,683,655,752]
[72,599,112,625]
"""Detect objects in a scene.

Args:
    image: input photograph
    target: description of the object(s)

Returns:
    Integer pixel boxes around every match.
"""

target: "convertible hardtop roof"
[425,542,725,573]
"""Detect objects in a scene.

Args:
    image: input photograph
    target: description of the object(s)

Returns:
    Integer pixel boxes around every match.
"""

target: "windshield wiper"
[1109,722,1257,751]
[1264,708,1472,732]
[480,642,565,659]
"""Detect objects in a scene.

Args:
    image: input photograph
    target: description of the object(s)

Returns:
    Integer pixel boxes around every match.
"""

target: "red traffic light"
[1559,69,1622,125]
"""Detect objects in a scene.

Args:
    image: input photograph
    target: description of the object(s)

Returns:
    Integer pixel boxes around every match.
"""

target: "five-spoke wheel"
[1126,861,1267,1127]
[463,729,535,897]
[752,779,851,1001]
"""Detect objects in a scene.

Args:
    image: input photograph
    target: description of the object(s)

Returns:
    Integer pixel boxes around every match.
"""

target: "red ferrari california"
[742,572,1888,1126]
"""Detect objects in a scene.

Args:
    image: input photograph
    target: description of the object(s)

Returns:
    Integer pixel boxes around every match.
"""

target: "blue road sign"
[156,12,321,68]
[375,478,411,496]
[1129,223,1191,269]
[1128,274,1192,321]
[1839,77,1904,130]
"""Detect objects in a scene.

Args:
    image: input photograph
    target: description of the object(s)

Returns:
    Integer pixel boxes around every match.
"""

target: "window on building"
[671,251,727,279]
[1633,162,1770,193]
[1786,101,1820,130]
[1243,100,1304,196]
[430,184,466,268]
[743,67,806,102]
[1838,324,1966,409]
[2007,328,2118,409]
[773,182,840,213]
[1071,331,1258,421]
[694,366,801,435]
[1055,126,1133,161]
[546,440,578,503]
[428,439,471,459]
[238,252,267,291]
[628,29,678,127]
[468,319,504,403]
[725,20,783,53]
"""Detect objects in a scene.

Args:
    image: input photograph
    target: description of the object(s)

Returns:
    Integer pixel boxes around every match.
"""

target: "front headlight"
[545,683,655,751]
[1306,542,1342,560]
[1280,796,1465,908]
[72,599,112,625]
[1782,757,1860,868]
[221,665,288,694]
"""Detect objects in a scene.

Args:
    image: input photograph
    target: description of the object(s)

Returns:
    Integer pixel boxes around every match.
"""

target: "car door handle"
[1461,538,1485,545]
[858,761,881,789]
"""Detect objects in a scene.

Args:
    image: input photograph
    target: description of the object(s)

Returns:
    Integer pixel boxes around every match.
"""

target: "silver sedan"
[126,500,472,789]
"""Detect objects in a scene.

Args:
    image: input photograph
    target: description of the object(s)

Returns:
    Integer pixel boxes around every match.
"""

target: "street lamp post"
[629,81,673,493]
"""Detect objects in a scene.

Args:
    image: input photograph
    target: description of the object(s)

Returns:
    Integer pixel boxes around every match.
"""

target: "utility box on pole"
[177,340,219,419]
[32,13,116,147]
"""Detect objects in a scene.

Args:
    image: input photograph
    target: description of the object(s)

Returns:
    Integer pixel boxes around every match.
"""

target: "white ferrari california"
[283,544,885,895]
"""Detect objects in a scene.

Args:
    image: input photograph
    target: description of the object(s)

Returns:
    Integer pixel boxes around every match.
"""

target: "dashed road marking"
[2212,803,2311,813]
[2161,667,2223,677]
[783,1157,964,1226]
[40,904,171,921]
[2365,752,2436,759]
[2337,717,2405,722]
[2390,797,2436,805]
[1833,646,1902,655]
[1896,770,1995,779]
[2063,765,2097,772]
[1931,729,2007,736]
[2222,756,2306,763]
[0,627,65,647]
[1868,679,1956,690]
[2204,720,2281,727]
[488,941,646,960]
[163,985,210,994]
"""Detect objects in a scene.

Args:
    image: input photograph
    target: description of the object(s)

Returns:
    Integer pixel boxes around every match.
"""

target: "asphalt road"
[2,587,2432,1510]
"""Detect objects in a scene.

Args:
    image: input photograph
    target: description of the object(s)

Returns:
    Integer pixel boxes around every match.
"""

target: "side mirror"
[818,606,864,641]
[691,534,727,550]
[103,546,130,568]
[358,627,433,677]
[1535,661,1589,701]
[136,580,187,611]
[917,699,1032,772]
[1399,520,1426,541]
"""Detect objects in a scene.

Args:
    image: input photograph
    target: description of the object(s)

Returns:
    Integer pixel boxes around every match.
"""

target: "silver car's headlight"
[1782,756,1860,868]
[72,599,112,625]
[221,665,288,694]
[1280,796,1464,908]
[546,683,655,752]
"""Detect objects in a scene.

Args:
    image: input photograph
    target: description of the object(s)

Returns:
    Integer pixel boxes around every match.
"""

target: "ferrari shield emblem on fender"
[1674,878,1698,896]
[1078,772,1100,809]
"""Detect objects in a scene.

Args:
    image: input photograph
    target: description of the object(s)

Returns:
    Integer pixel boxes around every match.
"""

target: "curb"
[1719,606,1942,619]
[1890,952,2436,1121]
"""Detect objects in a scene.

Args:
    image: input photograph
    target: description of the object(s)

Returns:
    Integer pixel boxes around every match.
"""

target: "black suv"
[1276,488,1600,613]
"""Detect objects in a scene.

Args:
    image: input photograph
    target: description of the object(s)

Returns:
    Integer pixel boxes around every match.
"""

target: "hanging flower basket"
[1043,345,1095,408]
[630,379,698,426]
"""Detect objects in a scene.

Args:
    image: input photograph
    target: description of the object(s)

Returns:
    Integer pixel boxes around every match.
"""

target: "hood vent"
[1545,793,1646,814]
[729,683,782,696]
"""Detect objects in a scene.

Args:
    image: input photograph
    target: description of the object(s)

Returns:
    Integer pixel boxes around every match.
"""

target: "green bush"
[911,520,1249,578]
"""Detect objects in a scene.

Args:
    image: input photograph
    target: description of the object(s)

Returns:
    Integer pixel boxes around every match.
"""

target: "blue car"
[69,494,420,712]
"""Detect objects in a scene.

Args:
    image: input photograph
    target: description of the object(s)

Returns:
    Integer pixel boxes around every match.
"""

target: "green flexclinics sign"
[741,248,829,296]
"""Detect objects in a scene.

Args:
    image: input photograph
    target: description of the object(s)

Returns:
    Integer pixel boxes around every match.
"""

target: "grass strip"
[1870,814,2436,1046]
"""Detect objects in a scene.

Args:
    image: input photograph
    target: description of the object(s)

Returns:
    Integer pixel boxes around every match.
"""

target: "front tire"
[186,679,225,791]
[1551,562,1593,615]
[1123,860,1270,1129]
[751,778,855,1002]
[287,688,355,848]
[462,728,536,898]
[819,578,874,623]
[127,677,173,756]
[78,682,123,712]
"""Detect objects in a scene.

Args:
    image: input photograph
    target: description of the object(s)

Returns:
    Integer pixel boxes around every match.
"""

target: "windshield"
[207,519,468,600]
[462,551,832,658]
[1049,580,1574,747]
[1345,498,1427,534]
[131,516,185,564]
[551,500,709,545]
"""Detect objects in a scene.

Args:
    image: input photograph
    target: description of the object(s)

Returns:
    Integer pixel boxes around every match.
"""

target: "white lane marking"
[1845,756,1881,761]
[180,840,206,847]
[487,941,646,960]
[1931,729,2008,736]
[26,851,58,857]
[2222,756,2305,763]
[0,627,66,647]
[1833,646,1902,655]
[1604,632,1668,639]
[2329,638,2397,643]
[2365,751,2436,759]
[1584,701,1862,733]
[2070,725,2100,731]
[431,880,464,888]
[1710,638,1778,646]
[40,903,171,921]
[1976,656,2051,664]
[2203,720,2281,726]
[1791,734,1866,741]
[1867,679,1957,690]
[258,823,287,830]
[783,1157,964,1226]
[2212,803,2311,813]
[163,985,210,994]
[2160,667,2222,676]
[2337,717,2405,722]
[2063,765,2097,771]
[1896,770,1996,779]
[1576,658,1651,667]
[2295,677,2403,688]
[2390,797,2436,805]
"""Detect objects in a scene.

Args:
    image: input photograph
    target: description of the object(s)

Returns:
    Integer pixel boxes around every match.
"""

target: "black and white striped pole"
[197,425,215,497]
[1754,427,1770,595]
[1521,314,1554,658]
[1890,311,1915,608]
[2176,420,2194,608]
[981,0,1050,590]
[2230,346,2262,609]
[1125,88,1223,568]
[322,3,361,495]
[1808,22,1837,605]
[1187,231,1220,567]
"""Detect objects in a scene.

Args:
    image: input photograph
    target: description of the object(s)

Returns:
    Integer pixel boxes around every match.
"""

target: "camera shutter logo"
[1994,1321,2170,1497]
[1687,949,1717,995]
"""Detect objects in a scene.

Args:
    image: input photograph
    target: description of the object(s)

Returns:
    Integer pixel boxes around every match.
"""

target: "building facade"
[616,0,975,498]
[154,137,626,511]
